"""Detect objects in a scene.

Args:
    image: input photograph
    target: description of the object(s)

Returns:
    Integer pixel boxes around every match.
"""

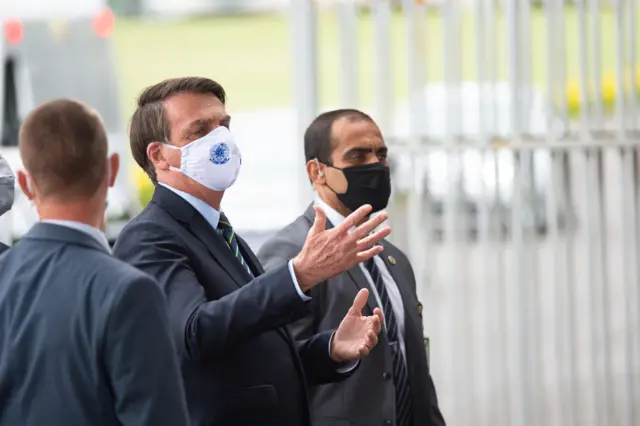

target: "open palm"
[330,289,384,362]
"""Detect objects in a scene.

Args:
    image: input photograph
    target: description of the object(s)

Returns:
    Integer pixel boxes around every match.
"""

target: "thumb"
[309,206,327,235]
[349,288,369,315]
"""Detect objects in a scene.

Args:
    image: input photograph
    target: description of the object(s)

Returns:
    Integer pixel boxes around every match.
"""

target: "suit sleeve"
[104,274,189,426]
[114,221,311,362]
[259,236,354,385]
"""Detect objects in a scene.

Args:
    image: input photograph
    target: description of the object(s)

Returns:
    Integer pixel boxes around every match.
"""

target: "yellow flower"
[132,166,154,206]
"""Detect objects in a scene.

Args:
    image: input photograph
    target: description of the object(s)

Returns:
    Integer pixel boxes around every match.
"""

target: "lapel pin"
[387,255,396,265]
[417,302,423,315]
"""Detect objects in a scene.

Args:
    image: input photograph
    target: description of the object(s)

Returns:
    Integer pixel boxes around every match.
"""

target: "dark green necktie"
[217,212,253,278]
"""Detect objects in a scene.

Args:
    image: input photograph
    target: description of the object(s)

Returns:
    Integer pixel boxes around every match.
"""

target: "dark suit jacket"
[258,205,446,426]
[0,242,8,255]
[113,185,352,426]
[0,223,188,426]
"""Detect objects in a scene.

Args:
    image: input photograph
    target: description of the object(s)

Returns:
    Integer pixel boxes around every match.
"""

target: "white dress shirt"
[314,195,408,361]
[42,219,111,253]
[159,183,357,372]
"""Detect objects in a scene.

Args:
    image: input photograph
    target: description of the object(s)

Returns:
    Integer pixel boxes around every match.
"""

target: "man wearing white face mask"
[0,99,190,426]
[0,153,15,254]
[114,77,392,426]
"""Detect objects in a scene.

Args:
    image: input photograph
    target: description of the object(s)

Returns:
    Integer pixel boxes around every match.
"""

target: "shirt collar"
[41,220,111,253]
[158,182,221,230]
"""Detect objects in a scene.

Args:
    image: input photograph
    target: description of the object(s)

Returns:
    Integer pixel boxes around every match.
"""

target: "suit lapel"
[381,245,433,418]
[345,266,380,315]
[151,185,249,287]
[188,214,250,287]
[236,236,264,277]
[380,243,424,340]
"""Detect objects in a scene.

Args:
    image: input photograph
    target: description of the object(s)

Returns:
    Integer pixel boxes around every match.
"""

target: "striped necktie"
[217,212,253,278]
[365,257,412,426]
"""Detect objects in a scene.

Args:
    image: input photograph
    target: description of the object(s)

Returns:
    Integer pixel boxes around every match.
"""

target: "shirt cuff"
[288,259,311,301]
[329,331,359,373]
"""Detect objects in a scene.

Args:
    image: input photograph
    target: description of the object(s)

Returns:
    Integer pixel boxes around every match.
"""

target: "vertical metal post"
[597,148,614,426]
[576,0,591,135]
[372,0,393,135]
[620,146,639,426]
[402,0,428,299]
[475,1,492,424]
[337,1,359,107]
[626,0,638,127]
[505,0,532,425]
[614,0,627,132]
[589,0,603,126]
[290,0,318,211]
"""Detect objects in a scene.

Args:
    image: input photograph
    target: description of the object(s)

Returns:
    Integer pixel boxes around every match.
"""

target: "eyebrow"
[181,115,231,138]
[343,146,388,158]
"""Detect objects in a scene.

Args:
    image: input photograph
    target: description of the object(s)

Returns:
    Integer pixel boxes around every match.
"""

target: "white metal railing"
[291,0,640,425]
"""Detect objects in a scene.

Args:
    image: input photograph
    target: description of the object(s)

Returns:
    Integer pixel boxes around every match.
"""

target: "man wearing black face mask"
[259,109,446,426]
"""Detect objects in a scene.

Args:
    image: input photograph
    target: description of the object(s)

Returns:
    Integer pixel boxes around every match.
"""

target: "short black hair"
[303,109,374,165]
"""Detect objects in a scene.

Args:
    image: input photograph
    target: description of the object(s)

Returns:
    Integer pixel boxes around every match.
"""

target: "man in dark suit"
[0,99,189,426]
[0,153,15,254]
[114,77,388,426]
[259,109,446,426]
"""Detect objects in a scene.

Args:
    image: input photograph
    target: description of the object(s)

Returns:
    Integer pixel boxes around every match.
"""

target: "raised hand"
[292,204,391,291]
[330,288,384,362]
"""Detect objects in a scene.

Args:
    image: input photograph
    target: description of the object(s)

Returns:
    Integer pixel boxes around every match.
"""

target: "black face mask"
[328,162,392,213]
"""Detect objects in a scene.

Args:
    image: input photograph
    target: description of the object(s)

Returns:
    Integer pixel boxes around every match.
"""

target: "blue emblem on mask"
[209,142,231,165]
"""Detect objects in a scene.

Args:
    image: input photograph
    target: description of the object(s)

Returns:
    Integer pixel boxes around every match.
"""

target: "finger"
[351,211,389,241]
[349,288,369,315]
[356,226,391,250]
[309,206,327,235]
[355,245,384,263]
[336,204,373,234]
[367,330,379,348]
[358,345,370,357]
[373,308,384,333]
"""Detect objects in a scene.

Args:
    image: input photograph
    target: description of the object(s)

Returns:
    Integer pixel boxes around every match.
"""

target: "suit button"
[384,420,392,426]
[382,372,391,380]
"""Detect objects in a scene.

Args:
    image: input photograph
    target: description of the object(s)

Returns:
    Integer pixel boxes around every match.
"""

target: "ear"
[147,141,171,171]
[17,170,34,200]
[306,159,325,185]
[108,153,120,188]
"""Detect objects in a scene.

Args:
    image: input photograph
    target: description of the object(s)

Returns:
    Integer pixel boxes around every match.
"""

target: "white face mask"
[164,126,242,192]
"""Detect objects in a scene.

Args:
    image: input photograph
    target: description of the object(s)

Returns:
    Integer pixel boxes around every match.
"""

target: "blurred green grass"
[113,7,640,118]
[113,8,640,206]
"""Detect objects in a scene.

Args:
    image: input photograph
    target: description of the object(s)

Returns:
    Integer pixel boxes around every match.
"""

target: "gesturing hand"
[330,288,384,362]
[292,204,391,291]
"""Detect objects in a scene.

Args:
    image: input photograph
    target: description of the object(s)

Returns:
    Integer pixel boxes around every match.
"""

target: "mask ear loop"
[162,143,183,173]
[315,159,324,177]
[315,158,342,196]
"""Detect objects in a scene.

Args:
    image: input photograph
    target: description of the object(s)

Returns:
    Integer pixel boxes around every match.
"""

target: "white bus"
[0,0,139,245]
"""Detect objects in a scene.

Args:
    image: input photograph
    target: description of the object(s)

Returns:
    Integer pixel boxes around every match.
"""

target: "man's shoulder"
[117,203,180,243]
[66,244,155,289]
[258,214,310,259]
[1,240,155,302]
[383,239,410,261]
